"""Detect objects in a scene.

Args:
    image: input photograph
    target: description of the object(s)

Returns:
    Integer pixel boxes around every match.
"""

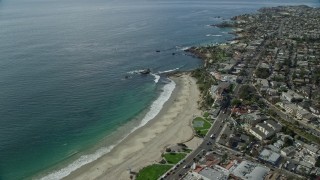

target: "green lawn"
[136,164,173,180]
[198,129,209,137]
[203,112,209,118]
[193,117,211,131]
[163,153,187,164]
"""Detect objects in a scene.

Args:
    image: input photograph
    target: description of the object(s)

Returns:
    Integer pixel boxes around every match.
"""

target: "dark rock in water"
[125,75,130,79]
[172,53,175,55]
[140,68,151,75]
[156,50,161,52]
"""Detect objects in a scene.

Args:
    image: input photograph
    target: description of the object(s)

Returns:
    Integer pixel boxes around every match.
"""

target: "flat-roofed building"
[230,160,270,180]
[198,166,229,180]
[282,90,304,102]
[258,149,281,165]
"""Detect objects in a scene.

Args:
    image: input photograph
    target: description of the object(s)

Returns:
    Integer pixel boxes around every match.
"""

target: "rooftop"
[259,149,281,164]
[199,166,229,180]
[231,160,270,180]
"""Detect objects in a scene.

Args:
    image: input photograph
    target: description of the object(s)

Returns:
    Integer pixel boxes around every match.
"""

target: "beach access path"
[64,73,202,180]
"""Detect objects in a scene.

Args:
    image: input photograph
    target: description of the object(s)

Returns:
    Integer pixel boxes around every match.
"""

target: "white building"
[258,149,281,165]
[282,90,304,102]
[231,161,270,180]
[249,120,281,140]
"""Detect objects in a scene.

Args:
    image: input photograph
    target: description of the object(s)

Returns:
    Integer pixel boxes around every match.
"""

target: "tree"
[239,85,255,100]
[231,99,242,107]
[255,67,270,78]
[283,137,294,147]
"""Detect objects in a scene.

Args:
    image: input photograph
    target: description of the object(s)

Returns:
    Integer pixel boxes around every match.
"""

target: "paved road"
[267,101,320,138]
[164,109,231,179]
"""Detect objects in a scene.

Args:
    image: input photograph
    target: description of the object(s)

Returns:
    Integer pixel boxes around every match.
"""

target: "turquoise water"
[0,0,319,179]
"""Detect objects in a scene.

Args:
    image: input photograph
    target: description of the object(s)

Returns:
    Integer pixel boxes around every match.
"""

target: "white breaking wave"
[127,69,145,74]
[151,73,160,83]
[206,34,223,37]
[40,145,116,180]
[158,67,179,74]
[176,46,190,51]
[138,79,175,125]
[40,80,176,180]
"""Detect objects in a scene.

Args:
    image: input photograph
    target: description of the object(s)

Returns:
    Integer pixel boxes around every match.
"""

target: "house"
[258,149,281,165]
[221,74,238,83]
[280,146,296,156]
[303,113,316,122]
[304,155,317,166]
[210,82,230,100]
[256,78,269,88]
[249,127,266,140]
[256,123,274,138]
[240,112,267,126]
[264,120,282,132]
[296,109,310,120]
[282,90,304,102]
[267,88,278,96]
[231,106,248,115]
[249,121,278,140]
[304,144,319,156]
[284,103,299,115]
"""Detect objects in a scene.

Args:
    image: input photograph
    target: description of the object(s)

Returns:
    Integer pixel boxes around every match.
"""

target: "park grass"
[136,164,173,180]
[199,129,209,136]
[203,112,209,118]
[193,117,211,131]
[163,153,187,164]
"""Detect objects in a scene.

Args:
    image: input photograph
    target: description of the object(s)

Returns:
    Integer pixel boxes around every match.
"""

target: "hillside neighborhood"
[167,5,320,180]
[135,5,320,180]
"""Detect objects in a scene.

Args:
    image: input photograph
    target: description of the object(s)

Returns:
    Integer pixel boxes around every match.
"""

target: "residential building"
[264,120,282,132]
[282,90,304,102]
[280,146,296,157]
[256,123,274,138]
[304,144,319,156]
[249,127,266,140]
[296,109,310,120]
[284,103,299,115]
[198,166,229,180]
[240,112,267,126]
[230,160,270,180]
[258,149,281,165]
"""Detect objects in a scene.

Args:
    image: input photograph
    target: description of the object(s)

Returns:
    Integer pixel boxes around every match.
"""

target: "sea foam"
[206,34,222,37]
[40,79,176,180]
[151,74,160,83]
[158,67,179,74]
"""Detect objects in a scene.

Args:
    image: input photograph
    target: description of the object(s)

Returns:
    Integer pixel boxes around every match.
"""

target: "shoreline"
[59,72,201,180]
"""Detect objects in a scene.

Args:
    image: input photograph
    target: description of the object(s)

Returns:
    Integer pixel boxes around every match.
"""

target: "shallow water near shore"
[0,0,319,179]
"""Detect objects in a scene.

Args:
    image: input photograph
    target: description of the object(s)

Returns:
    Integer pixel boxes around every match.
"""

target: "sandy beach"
[64,73,202,180]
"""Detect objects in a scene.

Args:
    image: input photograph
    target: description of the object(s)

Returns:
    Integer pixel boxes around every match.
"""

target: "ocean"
[0,0,318,179]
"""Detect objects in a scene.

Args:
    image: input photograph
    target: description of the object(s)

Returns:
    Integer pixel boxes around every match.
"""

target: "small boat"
[140,69,151,75]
